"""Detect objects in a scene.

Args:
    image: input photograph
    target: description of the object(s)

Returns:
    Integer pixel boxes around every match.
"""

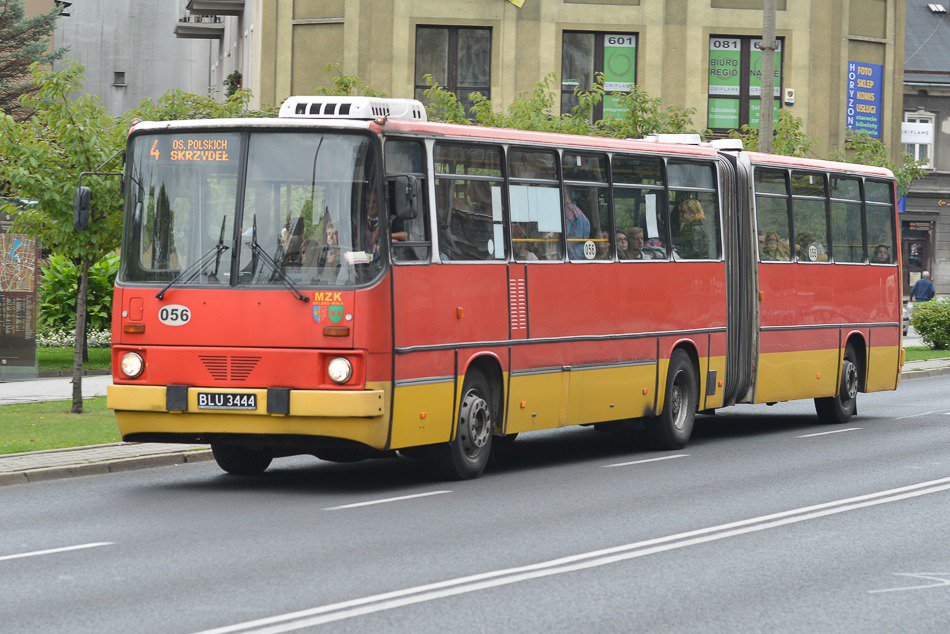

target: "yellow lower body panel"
[389,380,456,449]
[566,364,656,425]
[506,371,566,434]
[754,349,840,403]
[867,345,900,392]
[108,383,391,449]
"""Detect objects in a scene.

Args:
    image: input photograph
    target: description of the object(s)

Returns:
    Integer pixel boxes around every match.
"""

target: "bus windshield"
[121,130,383,288]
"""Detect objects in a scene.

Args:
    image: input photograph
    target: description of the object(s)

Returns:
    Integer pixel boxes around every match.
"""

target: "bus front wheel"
[211,442,273,475]
[646,349,697,450]
[815,344,859,424]
[429,370,494,480]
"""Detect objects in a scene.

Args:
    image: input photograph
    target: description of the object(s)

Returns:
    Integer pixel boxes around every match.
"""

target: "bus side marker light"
[324,325,350,337]
[642,388,648,395]
[520,400,526,409]
[123,324,145,334]
[456,307,463,319]
[816,372,822,380]
[420,411,427,419]
[718,380,724,388]
[758,291,765,301]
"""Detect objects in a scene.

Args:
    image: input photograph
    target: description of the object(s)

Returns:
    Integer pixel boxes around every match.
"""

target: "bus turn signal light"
[323,325,350,337]
[123,324,145,334]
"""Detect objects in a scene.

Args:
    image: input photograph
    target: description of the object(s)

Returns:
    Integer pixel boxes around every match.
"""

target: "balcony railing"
[174,13,225,39]
[186,0,245,16]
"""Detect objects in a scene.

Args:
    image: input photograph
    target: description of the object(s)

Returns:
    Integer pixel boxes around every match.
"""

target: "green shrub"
[910,299,950,350]
[39,253,119,332]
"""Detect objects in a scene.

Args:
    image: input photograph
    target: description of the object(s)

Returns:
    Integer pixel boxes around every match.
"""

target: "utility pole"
[758,0,777,153]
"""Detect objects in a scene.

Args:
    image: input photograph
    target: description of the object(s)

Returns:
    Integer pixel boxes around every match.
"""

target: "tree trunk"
[71,258,91,414]
[758,0,777,154]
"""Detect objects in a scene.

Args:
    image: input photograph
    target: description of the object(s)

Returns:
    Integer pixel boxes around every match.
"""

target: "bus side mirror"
[74,186,91,231]
[391,175,420,220]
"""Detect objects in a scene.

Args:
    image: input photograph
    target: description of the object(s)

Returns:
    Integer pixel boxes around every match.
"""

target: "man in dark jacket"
[910,271,936,303]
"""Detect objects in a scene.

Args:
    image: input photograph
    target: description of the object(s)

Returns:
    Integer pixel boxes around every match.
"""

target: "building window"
[707,36,783,131]
[414,26,491,114]
[560,32,637,119]
[902,111,935,169]
[113,71,126,87]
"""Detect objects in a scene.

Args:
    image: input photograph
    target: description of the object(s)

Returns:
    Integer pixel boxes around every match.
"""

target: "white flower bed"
[37,329,112,348]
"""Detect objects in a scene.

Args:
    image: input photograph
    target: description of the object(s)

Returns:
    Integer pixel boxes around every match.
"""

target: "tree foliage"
[832,131,926,198]
[727,109,816,158]
[0,0,65,120]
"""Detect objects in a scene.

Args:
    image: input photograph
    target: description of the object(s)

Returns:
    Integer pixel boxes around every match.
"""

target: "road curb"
[901,366,950,381]
[0,450,213,487]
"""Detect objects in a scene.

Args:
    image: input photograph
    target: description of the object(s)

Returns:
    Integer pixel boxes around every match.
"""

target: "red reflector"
[123,324,145,334]
[323,326,350,337]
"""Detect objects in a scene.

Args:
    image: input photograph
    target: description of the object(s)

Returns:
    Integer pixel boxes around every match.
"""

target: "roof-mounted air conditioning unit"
[278,96,427,121]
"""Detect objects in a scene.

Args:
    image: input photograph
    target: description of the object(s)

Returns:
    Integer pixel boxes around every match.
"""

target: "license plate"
[197,392,257,411]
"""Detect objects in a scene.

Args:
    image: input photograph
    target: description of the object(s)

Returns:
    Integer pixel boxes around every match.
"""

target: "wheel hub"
[670,371,689,431]
[842,359,858,401]
[458,390,491,458]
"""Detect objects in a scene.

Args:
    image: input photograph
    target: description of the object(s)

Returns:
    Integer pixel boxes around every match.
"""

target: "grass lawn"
[37,347,111,372]
[0,397,119,455]
[904,346,950,363]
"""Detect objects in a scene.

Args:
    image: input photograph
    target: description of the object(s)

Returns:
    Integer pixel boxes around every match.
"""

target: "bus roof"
[745,151,894,179]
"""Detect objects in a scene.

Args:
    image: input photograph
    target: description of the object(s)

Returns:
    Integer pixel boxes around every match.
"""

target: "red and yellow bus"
[104,97,902,479]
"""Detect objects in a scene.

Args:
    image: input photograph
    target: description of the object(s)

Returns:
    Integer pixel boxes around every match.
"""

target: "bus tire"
[646,349,697,450]
[429,370,494,480]
[211,442,272,475]
[815,343,859,424]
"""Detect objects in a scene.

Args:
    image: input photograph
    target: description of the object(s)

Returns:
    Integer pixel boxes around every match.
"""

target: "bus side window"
[509,148,562,261]
[754,168,791,262]
[790,171,829,262]
[668,161,720,260]
[865,180,895,264]
[830,176,864,263]
[385,139,430,262]
[563,152,610,261]
[433,142,506,261]
[612,155,668,260]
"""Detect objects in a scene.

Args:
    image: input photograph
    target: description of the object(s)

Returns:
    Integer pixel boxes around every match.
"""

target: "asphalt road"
[1,376,948,633]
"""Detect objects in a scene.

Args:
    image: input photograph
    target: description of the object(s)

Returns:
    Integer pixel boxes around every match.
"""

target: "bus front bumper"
[107,384,390,449]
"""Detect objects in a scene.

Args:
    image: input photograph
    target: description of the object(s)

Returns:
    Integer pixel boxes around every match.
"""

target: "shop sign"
[0,201,39,381]
[845,61,883,138]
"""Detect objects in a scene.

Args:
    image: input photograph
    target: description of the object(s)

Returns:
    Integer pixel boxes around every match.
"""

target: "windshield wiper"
[208,215,229,282]
[155,240,229,300]
[246,214,308,302]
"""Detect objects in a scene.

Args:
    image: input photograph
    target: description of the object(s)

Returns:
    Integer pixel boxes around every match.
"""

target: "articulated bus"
[104,97,902,479]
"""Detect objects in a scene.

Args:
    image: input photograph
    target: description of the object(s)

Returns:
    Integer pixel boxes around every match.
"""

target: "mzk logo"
[328,305,344,324]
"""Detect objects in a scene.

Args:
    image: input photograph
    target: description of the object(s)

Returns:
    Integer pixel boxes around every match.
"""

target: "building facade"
[42,0,212,115]
[185,0,905,157]
[901,1,950,296]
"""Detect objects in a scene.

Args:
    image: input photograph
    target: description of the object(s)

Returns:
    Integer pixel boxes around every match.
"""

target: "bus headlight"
[120,352,144,378]
[327,357,353,384]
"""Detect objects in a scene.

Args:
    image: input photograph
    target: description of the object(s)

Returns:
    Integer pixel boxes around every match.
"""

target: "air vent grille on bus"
[509,279,527,333]
[199,355,261,382]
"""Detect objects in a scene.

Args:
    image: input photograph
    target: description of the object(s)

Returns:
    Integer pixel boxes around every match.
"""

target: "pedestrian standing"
[909,271,936,304]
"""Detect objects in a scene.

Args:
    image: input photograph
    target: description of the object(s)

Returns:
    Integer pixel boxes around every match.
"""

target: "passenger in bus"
[626,227,650,260]
[563,190,590,259]
[512,224,539,261]
[279,217,305,268]
[761,231,785,261]
[674,198,709,259]
[615,231,630,259]
[872,244,891,263]
[594,229,610,260]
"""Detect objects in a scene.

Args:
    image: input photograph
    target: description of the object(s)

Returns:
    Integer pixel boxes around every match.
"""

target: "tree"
[833,131,926,199]
[0,0,65,120]
[0,63,123,413]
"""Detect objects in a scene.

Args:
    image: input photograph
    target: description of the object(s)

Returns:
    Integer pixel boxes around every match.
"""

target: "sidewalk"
[1,357,949,487]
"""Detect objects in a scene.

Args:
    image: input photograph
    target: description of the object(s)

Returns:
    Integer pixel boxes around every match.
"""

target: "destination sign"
[145,134,236,163]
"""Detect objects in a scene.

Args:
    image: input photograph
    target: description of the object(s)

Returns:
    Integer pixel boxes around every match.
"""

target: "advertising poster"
[0,202,39,381]
[708,38,742,97]
[846,61,883,138]
[749,39,782,97]
[602,34,637,119]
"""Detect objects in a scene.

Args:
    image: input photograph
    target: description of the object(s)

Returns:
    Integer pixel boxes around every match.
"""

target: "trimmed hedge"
[910,298,950,350]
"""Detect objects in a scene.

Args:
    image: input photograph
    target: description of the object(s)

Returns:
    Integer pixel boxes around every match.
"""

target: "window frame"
[864,178,897,267]
[562,150,612,263]
[789,169,831,265]
[560,30,639,120]
[707,35,785,133]
[414,26,492,115]
[666,159,724,262]
[384,137,432,266]
[902,111,935,170]
[610,153,670,263]
[506,145,565,263]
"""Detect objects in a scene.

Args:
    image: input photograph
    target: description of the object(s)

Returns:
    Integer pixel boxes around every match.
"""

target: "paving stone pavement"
[1,354,948,486]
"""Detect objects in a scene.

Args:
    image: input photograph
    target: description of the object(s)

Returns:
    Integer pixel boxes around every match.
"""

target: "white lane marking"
[604,454,689,468]
[323,490,451,511]
[797,427,862,438]
[0,542,113,563]
[894,410,940,421]
[196,477,950,634]
[869,572,950,594]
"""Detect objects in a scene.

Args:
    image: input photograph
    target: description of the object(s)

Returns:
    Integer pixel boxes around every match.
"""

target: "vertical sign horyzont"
[846,61,883,138]
[602,34,637,119]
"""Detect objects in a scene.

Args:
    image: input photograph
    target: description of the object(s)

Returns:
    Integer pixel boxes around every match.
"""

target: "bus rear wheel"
[429,370,494,480]
[211,442,273,475]
[815,344,859,424]
[646,349,697,450]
